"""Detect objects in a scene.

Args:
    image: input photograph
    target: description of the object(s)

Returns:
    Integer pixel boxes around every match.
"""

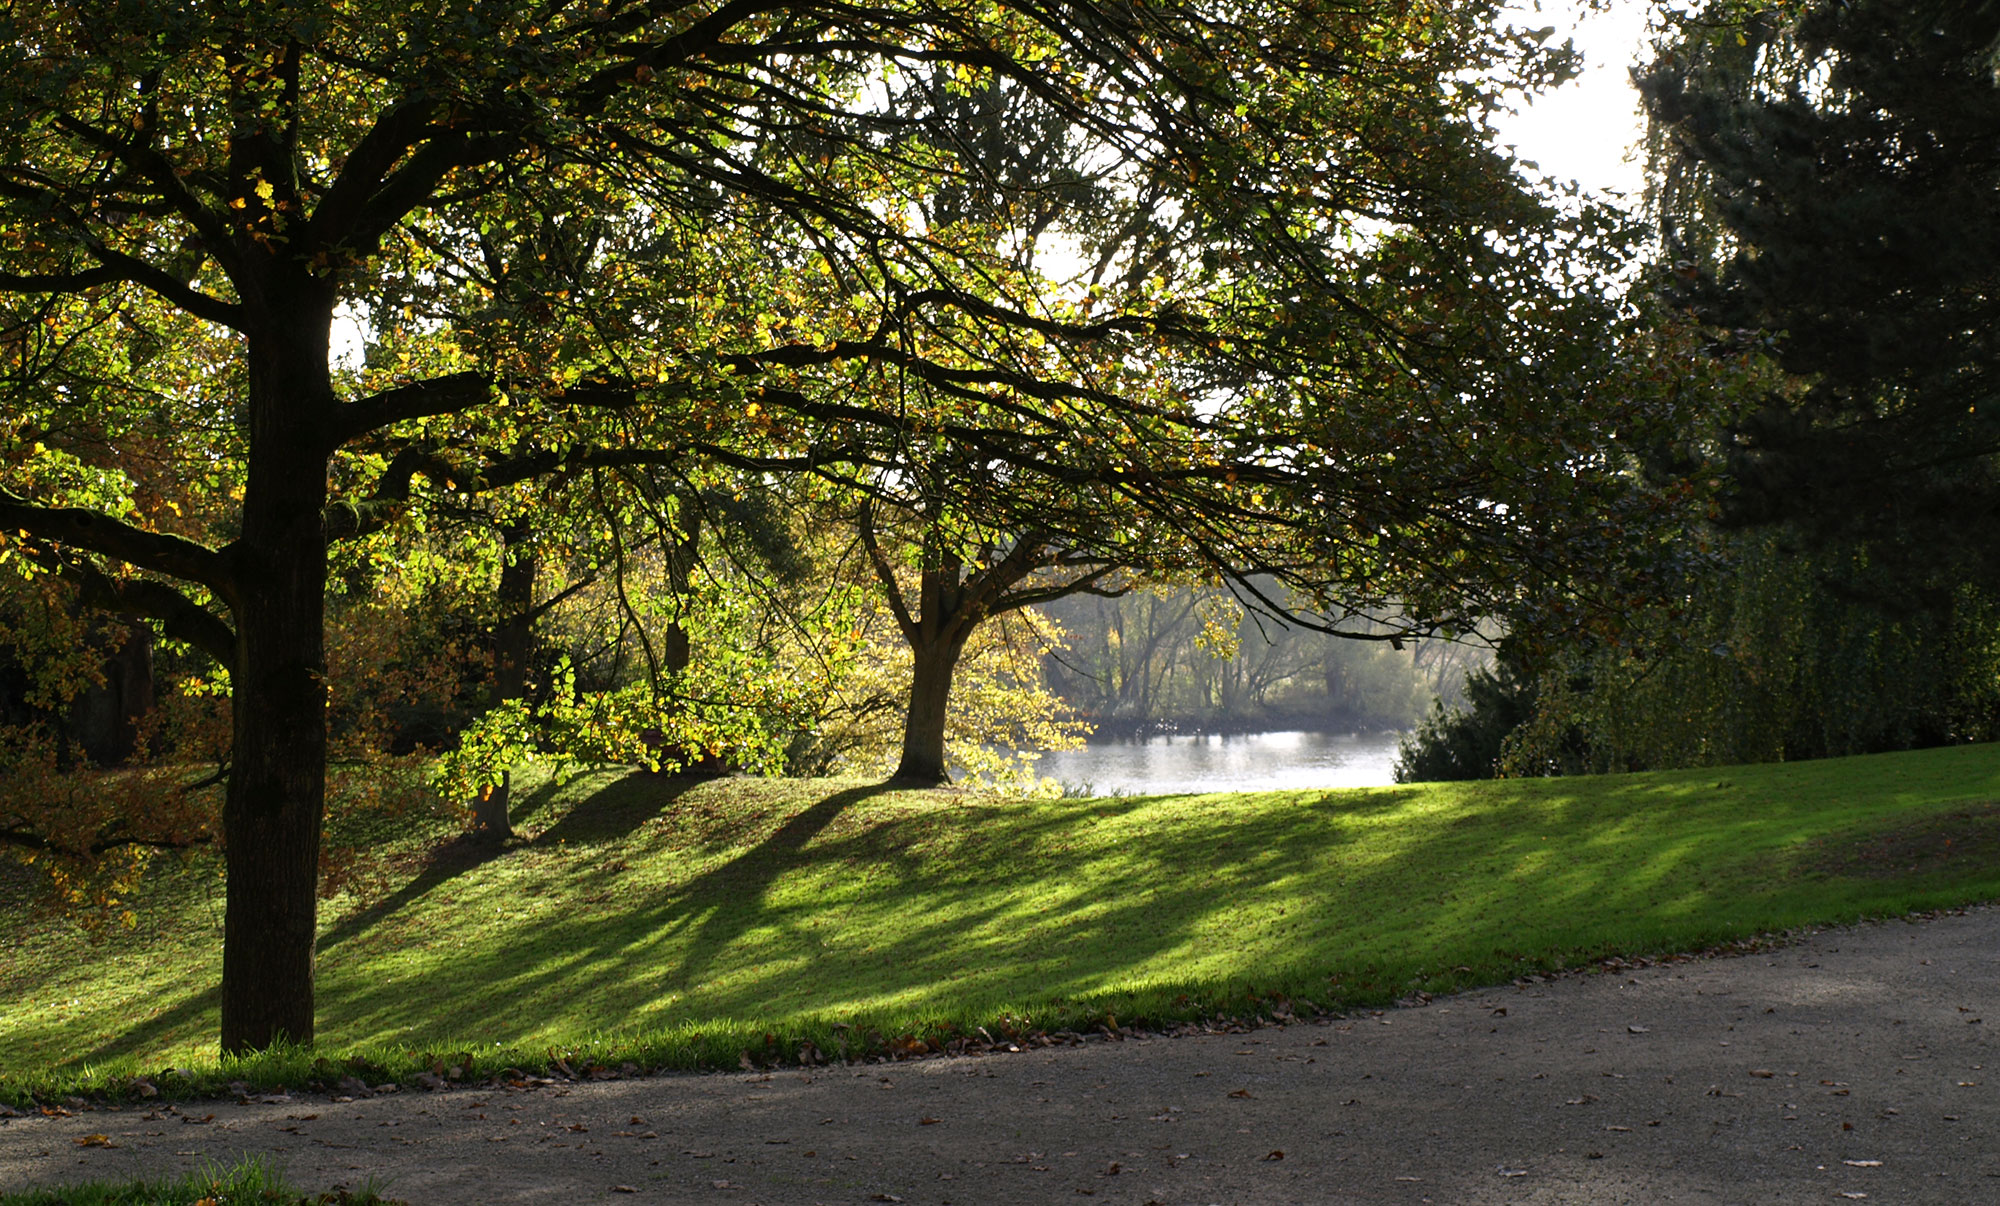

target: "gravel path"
[3,906,1996,1204]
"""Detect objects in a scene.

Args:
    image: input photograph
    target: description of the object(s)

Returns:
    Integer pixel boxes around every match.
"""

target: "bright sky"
[1490,0,1655,203]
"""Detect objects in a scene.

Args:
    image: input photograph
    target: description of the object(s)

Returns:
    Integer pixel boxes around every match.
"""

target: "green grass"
[0,1155,396,1204]
[5,743,2000,1103]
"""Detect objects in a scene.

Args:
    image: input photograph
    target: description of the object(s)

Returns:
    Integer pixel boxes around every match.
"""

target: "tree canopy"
[1642,0,2000,583]
[0,0,1680,1051]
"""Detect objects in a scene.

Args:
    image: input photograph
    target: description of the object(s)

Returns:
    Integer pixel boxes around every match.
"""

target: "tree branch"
[0,487,235,599]
[85,243,244,329]
[572,0,792,114]
[0,264,125,295]
[330,371,496,447]
[0,824,215,858]
[856,499,916,640]
[47,114,242,272]
[62,562,237,666]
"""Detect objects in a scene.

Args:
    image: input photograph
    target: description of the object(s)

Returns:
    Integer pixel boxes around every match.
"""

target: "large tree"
[0,0,1674,1052]
[1641,0,2000,580]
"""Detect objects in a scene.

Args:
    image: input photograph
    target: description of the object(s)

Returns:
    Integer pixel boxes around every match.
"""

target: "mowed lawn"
[5,743,2000,1090]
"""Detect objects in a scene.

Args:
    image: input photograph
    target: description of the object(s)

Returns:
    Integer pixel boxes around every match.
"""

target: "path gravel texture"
[3,907,1996,1205]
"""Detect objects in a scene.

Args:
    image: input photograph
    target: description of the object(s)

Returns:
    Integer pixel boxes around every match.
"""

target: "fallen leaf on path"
[1497,1167,1528,1177]
[918,1116,941,1125]
[1262,1150,1284,1161]
[74,1134,114,1148]
[1749,1069,1774,1078]
[612,1187,637,1194]
[1228,1089,1254,1099]
[1627,1026,1650,1034]
[870,1195,902,1203]
[1843,1160,1883,1167]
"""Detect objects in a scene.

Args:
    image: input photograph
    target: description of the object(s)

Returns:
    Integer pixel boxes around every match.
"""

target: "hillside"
[4,743,1999,1094]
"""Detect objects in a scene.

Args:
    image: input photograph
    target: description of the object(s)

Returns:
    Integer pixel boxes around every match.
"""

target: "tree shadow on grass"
[317,774,708,958]
[75,984,218,1070]
[340,780,904,1030]
[316,834,509,957]
[531,772,711,848]
[659,782,896,985]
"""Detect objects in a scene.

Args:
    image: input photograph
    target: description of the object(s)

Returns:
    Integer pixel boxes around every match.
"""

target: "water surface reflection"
[1029,729,1404,795]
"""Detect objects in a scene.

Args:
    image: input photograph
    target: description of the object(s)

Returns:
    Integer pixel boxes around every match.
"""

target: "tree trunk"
[220,308,334,1055]
[893,634,971,783]
[657,498,723,773]
[474,522,536,841]
[664,497,700,680]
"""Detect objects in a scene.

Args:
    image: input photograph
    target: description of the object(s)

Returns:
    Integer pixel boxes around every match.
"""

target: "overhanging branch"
[330,371,496,447]
[0,487,235,600]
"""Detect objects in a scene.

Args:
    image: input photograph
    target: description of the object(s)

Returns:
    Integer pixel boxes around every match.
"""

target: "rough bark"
[220,304,335,1055]
[893,633,973,783]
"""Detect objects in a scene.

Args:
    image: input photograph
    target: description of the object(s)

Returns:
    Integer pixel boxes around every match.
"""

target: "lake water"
[1028,729,1406,795]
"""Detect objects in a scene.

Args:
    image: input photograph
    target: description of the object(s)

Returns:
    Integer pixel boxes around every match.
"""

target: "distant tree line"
[1043,585,1482,737]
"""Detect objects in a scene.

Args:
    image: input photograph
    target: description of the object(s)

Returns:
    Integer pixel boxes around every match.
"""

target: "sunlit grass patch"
[3,744,2000,1102]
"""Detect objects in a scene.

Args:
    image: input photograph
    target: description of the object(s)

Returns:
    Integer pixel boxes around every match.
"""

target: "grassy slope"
[4,743,2000,1094]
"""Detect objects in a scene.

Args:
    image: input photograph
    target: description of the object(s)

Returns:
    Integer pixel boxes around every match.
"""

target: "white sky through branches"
[1492,0,1653,203]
